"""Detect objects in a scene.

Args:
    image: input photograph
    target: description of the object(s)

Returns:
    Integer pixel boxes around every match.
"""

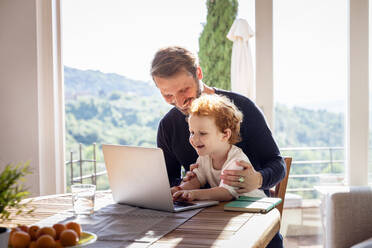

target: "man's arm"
[241,98,285,189]
[219,93,285,192]
[246,119,286,189]
[258,157,286,189]
[157,120,182,187]
[221,137,285,192]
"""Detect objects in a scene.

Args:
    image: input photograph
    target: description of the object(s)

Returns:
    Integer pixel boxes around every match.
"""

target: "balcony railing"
[280,146,345,194]
[65,143,99,186]
[65,144,354,198]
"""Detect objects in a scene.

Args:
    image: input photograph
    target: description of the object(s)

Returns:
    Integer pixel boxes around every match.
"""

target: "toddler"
[172,94,266,202]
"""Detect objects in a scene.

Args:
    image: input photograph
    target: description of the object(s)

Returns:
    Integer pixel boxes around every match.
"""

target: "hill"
[64,66,158,99]
[64,66,345,150]
[275,104,344,148]
[63,67,346,195]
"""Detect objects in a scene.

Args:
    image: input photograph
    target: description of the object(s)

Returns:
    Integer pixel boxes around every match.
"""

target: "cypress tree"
[198,0,238,90]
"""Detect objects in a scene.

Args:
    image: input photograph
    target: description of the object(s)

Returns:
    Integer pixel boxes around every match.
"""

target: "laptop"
[102,144,219,212]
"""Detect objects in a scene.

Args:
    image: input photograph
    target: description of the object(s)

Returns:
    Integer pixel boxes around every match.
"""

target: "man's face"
[154,71,201,115]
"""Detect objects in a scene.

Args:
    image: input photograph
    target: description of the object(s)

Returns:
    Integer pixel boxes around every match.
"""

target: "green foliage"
[109,91,121,101]
[64,66,348,197]
[275,104,345,199]
[68,98,98,120]
[198,0,238,90]
[65,93,170,150]
[275,104,344,147]
[0,162,33,221]
[65,86,170,191]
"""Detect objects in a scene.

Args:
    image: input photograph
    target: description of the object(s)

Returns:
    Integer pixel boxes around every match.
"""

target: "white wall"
[0,0,369,195]
[346,0,369,186]
[0,0,41,195]
[0,0,65,196]
[255,0,274,129]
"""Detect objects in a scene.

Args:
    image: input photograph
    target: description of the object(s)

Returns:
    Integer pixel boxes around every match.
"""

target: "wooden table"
[1,191,280,248]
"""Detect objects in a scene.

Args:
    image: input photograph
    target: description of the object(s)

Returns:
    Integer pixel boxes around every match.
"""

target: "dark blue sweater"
[157,88,286,196]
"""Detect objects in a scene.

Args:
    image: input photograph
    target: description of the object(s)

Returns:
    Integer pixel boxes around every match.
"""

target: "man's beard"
[176,79,202,115]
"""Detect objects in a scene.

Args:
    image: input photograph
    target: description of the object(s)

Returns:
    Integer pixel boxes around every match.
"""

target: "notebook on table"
[102,144,219,212]
[224,196,282,213]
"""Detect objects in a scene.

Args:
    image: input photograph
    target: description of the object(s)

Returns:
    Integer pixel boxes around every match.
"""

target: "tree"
[198,0,238,90]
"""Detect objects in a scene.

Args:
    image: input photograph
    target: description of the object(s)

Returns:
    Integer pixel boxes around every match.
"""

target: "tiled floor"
[284,235,323,248]
[281,201,324,248]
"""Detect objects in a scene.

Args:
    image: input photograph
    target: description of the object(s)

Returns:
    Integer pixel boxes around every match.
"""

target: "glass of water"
[71,184,96,216]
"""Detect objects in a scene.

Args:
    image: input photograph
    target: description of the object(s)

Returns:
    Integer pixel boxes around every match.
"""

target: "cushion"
[351,237,372,248]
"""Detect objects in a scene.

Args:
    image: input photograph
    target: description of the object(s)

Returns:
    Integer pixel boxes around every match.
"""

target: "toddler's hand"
[173,190,197,202]
[182,163,199,182]
[171,186,182,195]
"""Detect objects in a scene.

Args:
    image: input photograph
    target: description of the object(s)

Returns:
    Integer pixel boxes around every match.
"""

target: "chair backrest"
[273,157,292,216]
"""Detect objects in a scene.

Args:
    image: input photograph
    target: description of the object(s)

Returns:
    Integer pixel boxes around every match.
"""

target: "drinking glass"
[71,184,96,216]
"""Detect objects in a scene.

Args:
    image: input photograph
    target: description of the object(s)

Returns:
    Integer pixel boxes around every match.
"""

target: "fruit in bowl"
[9,221,88,248]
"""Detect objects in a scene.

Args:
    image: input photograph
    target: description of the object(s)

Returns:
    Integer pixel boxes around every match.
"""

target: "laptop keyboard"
[173,201,195,207]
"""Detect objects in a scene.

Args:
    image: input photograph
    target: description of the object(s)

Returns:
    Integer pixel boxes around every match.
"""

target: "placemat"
[36,202,203,248]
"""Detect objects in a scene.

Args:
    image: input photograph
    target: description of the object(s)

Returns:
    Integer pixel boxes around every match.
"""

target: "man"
[151,46,285,247]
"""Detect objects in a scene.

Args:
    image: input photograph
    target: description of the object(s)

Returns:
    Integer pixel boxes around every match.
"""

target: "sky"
[62,0,354,112]
[273,0,347,111]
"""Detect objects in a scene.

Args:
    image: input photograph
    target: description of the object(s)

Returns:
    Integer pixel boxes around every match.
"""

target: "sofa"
[325,186,372,248]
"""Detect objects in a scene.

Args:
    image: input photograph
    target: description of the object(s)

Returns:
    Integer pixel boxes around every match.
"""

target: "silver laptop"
[102,144,219,212]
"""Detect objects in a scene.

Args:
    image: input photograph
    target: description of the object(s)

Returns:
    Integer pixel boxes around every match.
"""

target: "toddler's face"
[188,115,227,156]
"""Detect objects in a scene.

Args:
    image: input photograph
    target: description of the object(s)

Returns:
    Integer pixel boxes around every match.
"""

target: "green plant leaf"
[0,161,33,221]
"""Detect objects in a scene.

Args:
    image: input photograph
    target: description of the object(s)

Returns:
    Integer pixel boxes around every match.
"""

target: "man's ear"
[222,128,232,142]
[196,66,203,80]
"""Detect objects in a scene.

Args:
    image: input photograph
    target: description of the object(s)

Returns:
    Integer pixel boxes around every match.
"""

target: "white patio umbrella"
[227,18,255,101]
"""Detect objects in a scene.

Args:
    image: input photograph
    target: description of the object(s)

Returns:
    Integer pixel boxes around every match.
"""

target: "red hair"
[188,94,243,144]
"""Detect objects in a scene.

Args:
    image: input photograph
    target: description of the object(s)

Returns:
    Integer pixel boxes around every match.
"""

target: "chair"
[324,187,372,248]
[270,157,292,216]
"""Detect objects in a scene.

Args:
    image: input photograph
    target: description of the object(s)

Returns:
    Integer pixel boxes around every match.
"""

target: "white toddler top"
[192,145,266,199]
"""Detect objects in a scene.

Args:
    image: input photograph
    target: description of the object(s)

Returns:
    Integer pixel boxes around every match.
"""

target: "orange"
[36,226,56,240]
[10,231,31,248]
[65,221,82,238]
[18,225,29,233]
[52,223,66,240]
[60,229,79,246]
[35,234,55,248]
[9,227,21,246]
[29,241,37,248]
[55,240,64,248]
[28,225,40,241]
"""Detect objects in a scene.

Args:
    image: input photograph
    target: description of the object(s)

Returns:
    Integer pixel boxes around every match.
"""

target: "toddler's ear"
[222,128,232,141]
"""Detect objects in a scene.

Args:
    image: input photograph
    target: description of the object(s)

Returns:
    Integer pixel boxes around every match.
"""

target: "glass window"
[369,0,372,185]
[273,0,347,200]
[61,0,207,190]
[273,1,347,243]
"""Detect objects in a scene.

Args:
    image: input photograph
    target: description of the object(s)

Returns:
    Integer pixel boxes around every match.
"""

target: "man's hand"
[173,190,199,202]
[220,160,263,193]
[182,163,199,182]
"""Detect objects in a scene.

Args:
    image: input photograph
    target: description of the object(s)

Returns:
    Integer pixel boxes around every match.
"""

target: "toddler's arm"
[173,186,234,202]
[171,176,201,195]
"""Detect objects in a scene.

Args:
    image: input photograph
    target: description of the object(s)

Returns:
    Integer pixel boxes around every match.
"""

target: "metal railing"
[280,146,345,193]
[65,144,348,194]
[65,143,98,185]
